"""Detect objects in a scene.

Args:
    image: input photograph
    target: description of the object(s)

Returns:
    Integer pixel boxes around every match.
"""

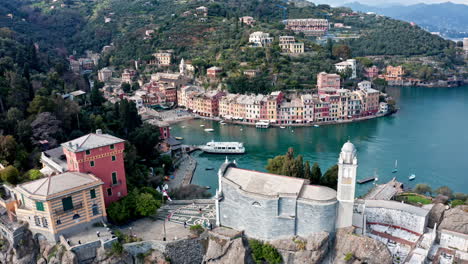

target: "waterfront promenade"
[168,154,198,191]
[151,107,391,128]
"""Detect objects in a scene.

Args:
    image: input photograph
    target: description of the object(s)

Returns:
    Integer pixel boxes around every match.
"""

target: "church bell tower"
[335,140,358,229]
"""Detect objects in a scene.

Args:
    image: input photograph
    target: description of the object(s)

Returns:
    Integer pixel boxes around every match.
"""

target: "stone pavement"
[157,202,216,227]
[118,201,216,242]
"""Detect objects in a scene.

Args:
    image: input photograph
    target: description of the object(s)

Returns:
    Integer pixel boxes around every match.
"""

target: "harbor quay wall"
[219,182,337,240]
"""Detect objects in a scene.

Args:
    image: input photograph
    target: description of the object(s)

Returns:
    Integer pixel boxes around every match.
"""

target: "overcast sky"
[311,0,468,6]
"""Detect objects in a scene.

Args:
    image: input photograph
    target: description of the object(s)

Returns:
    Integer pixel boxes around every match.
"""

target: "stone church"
[215,141,358,240]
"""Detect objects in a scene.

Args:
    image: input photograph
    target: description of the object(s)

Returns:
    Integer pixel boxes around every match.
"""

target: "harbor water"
[170,86,468,197]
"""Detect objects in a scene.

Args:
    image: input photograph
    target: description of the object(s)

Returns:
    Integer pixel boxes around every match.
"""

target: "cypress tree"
[311,162,322,184]
[304,161,311,181]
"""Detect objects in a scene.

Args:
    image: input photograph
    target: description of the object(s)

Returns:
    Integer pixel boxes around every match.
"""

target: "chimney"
[96,129,102,135]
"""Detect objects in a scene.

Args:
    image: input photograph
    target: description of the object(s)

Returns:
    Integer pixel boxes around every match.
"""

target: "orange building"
[385,66,404,81]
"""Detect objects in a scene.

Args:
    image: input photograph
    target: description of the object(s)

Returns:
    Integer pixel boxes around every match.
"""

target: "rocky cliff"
[332,227,392,264]
[270,232,330,264]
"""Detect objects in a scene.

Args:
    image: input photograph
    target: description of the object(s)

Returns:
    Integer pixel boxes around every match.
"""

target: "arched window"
[252,201,262,207]
[72,214,80,220]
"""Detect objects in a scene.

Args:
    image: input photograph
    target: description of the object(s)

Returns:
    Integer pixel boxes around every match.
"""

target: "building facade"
[14,172,106,242]
[317,72,341,94]
[216,141,358,240]
[385,65,404,81]
[284,19,329,36]
[61,130,127,206]
[335,59,357,79]
[249,32,273,47]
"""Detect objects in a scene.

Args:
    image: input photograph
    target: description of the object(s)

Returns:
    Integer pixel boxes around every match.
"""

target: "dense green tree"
[304,161,311,182]
[118,100,142,136]
[320,165,338,190]
[130,123,161,161]
[332,45,351,60]
[121,83,131,93]
[414,184,432,195]
[0,135,18,166]
[0,165,20,184]
[435,186,453,198]
[25,169,43,181]
[136,193,160,217]
[311,162,322,184]
[265,155,286,175]
[90,86,105,107]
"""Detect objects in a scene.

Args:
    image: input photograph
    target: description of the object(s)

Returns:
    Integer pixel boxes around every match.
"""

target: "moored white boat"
[204,128,214,132]
[256,121,269,128]
[409,174,416,180]
[198,141,245,154]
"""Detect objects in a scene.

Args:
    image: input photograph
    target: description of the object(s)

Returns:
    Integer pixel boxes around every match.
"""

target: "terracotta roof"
[62,132,124,153]
[17,172,102,199]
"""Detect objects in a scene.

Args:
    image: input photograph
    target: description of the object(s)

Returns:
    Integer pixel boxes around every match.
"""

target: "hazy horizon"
[310,0,468,6]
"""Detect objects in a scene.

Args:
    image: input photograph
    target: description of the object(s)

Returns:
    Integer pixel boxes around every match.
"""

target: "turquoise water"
[170,86,468,196]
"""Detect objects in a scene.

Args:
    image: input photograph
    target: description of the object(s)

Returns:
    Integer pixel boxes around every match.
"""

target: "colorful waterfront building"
[317,72,341,95]
[385,66,404,81]
[356,88,380,116]
[14,172,106,241]
[61,130,127,206]
[314,97,330,122]
[301,94,315,123]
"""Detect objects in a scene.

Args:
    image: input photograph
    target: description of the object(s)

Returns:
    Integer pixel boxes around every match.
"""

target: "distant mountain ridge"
[344,1,468,38]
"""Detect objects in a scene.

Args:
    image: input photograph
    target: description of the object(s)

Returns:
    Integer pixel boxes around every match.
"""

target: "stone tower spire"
[335,140,358,229]
[179,58,186,75]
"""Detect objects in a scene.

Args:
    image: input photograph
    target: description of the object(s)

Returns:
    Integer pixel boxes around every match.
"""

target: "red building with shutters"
[61,130,127,206]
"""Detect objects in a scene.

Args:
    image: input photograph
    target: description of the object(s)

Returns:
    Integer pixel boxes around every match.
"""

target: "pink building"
[317,72,341,95]
[62,130,127,206]
[364,66,379,79]
[207,67,223,79]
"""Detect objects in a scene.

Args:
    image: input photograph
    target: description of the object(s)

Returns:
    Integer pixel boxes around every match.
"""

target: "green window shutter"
[90,189,96,199]
[62,197,74,211]
[36,201,44,211]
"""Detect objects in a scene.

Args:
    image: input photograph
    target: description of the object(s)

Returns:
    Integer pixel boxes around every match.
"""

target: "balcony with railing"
[53,202,83,216]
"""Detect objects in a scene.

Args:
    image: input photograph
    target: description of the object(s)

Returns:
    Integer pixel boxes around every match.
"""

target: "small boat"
[409,174,416,181]
[205,186,211,189]
[240,128,243,131]
[204,128,214,132]
[392,160,398,173]
[169,127,172,130]
[181,126,186,128]
[205,167,214,170]
[280,126,286,129]
[255,121,270,128]
[314,125,320,128]
[175,137,184,140]
[291,130,294,133]
[200,124,205,127]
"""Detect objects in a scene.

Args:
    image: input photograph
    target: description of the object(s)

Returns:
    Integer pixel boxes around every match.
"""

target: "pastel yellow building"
[14,172,106,242]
